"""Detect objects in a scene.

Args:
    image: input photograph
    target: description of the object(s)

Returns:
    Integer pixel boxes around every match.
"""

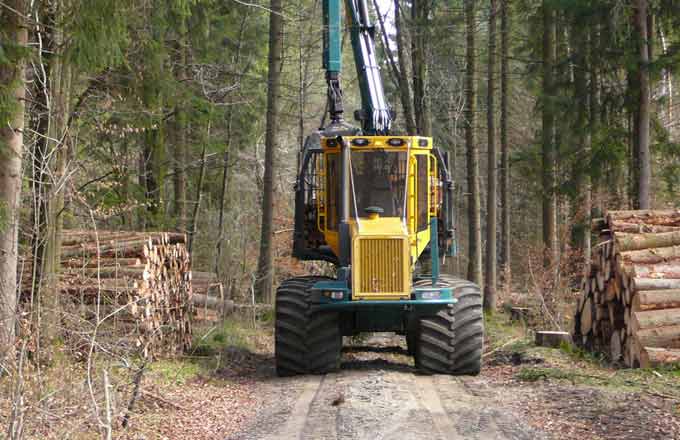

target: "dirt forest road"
[224,332,680,440]
[229,334,545,440]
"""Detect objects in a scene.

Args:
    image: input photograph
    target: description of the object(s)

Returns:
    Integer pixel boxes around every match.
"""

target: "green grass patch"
[149,316,268,384]
[516,359,680,398]
[192,318,254,356]
[516,366,575,382]
[484,311,530,351]
[150,359,203,385]
[558,341,607,365]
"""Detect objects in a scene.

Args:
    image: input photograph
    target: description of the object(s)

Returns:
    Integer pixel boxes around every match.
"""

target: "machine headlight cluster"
[324,291,345,300]
[420,291,442,300]
[387,138,405,146]
[351,138,370,146]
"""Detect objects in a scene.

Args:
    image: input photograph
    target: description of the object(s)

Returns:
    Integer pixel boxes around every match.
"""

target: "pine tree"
[256,0,285,302]
[634,0,651,209]
[485,0,498,312]
[541,0,557,266]
[499,0,510,288]
[0,0,28,360]
[465,0,483,286]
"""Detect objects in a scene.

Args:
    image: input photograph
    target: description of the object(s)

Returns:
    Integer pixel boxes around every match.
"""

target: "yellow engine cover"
[351,217,411,300]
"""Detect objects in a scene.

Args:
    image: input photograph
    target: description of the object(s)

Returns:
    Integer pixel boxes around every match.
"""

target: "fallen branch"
[482,337,521,358]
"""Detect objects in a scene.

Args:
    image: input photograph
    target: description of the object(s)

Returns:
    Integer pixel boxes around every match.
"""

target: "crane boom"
[323,0,392,134]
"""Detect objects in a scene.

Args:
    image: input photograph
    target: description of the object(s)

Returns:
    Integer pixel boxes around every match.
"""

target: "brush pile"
[574,210,680,367]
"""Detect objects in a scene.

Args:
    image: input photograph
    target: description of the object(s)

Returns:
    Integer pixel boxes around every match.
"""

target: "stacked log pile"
[23,230,193,357]
[574,210,680,368]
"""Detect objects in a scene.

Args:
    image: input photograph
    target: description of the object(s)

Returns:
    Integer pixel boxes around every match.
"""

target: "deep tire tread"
[275,276,342,376]
[415,276,484,375]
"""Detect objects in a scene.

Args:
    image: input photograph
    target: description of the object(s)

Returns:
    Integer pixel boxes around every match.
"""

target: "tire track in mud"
[412,375,463,440]
[229,333,548,440]
[260,374,324,440]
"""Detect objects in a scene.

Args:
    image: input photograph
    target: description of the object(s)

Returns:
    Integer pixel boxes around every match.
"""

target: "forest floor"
[130,313,680,440]
[6,313,680,439]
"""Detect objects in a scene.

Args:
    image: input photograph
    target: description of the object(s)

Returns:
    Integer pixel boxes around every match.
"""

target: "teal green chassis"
[312,280,458,335]
[310,218,458,335]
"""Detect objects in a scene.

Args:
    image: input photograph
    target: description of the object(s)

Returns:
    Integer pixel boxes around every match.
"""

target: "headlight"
[420,291,441,300]
[324,291,344,300]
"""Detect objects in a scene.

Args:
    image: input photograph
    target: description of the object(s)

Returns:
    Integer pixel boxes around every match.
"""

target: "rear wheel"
[275,276,342,376]
[414,275,484,375]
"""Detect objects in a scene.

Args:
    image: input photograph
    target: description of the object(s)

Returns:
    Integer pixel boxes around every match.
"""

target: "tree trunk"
[0,0,27,361]
[41,76,71,352]
[570,10,591,265]
[39,0,73,353]
[394,0,416,134]
[634,0,651,209]
[484,0,498,312]
[499,0,510,286]
[256,0,284,303]
[143,126,164,227]
[541,1,557,266]
[173,37,188,232]
[171,119,187,230]
[216,11,249,277]
[411,0,431,135]
[141,49,165,228]
[188,123,210,255]
[465,0,482,286]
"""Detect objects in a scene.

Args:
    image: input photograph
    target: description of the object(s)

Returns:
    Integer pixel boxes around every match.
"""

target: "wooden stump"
[535,331,571,348]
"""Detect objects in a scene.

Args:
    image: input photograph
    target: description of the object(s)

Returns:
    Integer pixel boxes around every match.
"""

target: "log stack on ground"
[22,230,193,358]
[573,210,680,368]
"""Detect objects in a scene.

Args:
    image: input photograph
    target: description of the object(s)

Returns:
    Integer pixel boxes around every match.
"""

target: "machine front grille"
[358,238,405,294]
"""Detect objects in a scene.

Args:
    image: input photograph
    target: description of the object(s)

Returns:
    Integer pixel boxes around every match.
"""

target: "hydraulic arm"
[323,0,392,134]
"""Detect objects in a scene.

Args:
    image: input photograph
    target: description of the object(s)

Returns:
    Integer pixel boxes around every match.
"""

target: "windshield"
[350,150,408,218]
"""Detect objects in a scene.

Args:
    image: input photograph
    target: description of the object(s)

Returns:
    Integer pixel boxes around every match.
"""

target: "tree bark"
[640,347,680,368]
[634,0,651,209]
[216,11,250,277]
[632,308,680,333]
[41,0,72,352]
[256,0,284,302]
[411,0,431,135]
[570,9,591,265]
[143,126,164,226]
[484,0,498,312]
[0,0,27,361]
[615,231,680,252]
[141,46,165,228]
[541,1,557,266]
[499,0,510,284]
[394,0,416,134]
[172,35,188,232]
[465,0,482,286]
[188,123,209,255]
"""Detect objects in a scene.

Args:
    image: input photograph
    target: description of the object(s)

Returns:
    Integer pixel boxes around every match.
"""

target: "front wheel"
[275,276,342,376]
[414,276,484,375]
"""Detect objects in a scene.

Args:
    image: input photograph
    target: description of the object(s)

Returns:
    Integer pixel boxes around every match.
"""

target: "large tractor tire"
[414,275,484,375]
[275,276,342,376]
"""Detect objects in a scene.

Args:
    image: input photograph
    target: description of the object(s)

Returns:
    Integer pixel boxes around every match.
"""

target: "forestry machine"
[275,0,484,375]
